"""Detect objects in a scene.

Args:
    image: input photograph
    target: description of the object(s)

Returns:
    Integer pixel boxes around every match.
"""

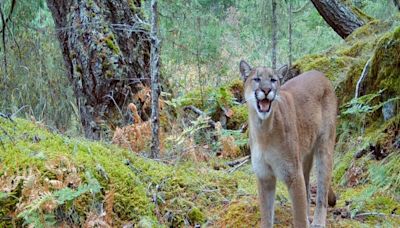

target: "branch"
[226,155,250,167]
[291,1,310,13]
[0,0,16,34]
[353,212,400,219]
[355,58,371,98]
[183,105,216,128]
[227,156,250,173]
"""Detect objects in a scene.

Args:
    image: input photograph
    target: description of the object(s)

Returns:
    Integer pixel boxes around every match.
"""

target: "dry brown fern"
[112,103,164,153]
[104,188,115,226]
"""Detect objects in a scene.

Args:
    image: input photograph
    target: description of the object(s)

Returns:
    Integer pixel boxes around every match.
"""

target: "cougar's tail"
[328,185,336,207]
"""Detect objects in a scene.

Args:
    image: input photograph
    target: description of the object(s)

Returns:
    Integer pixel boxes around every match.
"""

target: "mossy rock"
[336,57,369,105]
[364,26,400,98]
[293,54,353,81]
[346,20,391,43]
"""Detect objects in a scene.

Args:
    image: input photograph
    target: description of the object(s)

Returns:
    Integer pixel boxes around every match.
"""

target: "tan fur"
[240,60,337,228]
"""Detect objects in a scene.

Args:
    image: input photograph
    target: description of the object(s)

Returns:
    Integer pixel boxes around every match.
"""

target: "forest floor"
[0,117,399,227]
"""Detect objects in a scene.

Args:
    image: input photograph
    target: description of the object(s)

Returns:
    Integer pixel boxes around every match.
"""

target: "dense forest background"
[0,0,396,134]
[0,0,399,227]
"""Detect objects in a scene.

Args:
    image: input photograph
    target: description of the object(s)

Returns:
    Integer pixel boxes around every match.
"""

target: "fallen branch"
[227,156,250,173]
[183,105,216,128]
[353,212,400,219]
[0,112,10,119]
[355,58,372,98]
[226,155,250,167]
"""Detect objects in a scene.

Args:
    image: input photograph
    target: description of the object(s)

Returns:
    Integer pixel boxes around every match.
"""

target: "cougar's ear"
[277,64,289,79]
[239,60,252,81]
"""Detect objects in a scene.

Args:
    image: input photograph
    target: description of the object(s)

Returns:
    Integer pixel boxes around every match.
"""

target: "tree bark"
[394,0,400,11]
[310,0,365,39]
[271,0,277,70]
[288,0,292,68]
[46,0,150,140]
[150,0,160,158]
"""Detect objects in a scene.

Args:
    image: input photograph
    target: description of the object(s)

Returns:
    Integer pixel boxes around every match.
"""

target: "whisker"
[275,94,281,102]
[245,97,256,103]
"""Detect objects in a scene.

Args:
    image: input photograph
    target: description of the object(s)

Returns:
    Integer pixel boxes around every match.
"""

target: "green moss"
[365,26,400,98]
[217,197,261,227]
[294,54,353,81]
[177,87,212,109]
[346,20,391,43]
[0,118,248,226]
[351,7,374,23]
[336,58,369,104]
[104,35,120,54]
[227,78,244,102]
[336,40,371,58]
[227,104,248,130]
[333,149,355,185]
[188,207,206,224]
[105,70,113,78]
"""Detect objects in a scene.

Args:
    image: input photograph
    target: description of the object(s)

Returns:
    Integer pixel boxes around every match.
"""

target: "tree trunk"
[288,0,292,68]
[46,0,150,140]
[271,0,277,70]
[394,0,400,11]
[150,0,160,158]
[310,0,365,39]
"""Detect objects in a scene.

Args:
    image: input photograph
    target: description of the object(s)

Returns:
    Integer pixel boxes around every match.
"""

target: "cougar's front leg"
[286,171,309,228]
[257,176,276,228]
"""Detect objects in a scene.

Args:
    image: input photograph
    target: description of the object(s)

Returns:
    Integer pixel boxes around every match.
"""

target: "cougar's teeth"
[257,99,271,113]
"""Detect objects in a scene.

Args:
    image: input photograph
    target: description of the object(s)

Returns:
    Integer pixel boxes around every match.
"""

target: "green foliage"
[18,172,101,227]
[156,0,342,94]
[0,0,76,133]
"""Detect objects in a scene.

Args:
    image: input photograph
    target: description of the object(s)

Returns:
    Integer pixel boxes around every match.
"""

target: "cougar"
[240,60,337,228]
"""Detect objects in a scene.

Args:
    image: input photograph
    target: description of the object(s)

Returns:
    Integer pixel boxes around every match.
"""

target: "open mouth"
[257,98,272,113]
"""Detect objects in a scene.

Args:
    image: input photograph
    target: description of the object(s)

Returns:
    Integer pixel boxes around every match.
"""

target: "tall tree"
[271,0,277,70]
[311,0,365,39]
[287,0,292,68]
[150,0,160,158]
[46,0,150,140]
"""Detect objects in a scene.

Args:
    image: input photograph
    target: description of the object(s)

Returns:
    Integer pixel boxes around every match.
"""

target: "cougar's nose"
[255,88,266,100]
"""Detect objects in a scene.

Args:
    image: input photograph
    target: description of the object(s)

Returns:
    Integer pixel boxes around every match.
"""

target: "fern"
[341,90,399,116]
[18,171,101,227]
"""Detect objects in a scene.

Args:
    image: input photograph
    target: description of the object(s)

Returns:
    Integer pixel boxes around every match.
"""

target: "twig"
[104,94,124,120]
[355,58,372,98]
[11,105,29,118]
[227,157,250,173]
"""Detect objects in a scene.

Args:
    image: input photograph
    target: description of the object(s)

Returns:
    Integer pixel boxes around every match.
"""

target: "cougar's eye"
[271,78,277,83]
[253,78,260,82]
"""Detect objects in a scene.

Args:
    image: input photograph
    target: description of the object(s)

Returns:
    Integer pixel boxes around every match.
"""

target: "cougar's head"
[240,60,283,120]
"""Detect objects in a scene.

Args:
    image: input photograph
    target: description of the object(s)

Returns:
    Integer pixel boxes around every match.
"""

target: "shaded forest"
[0,0,399,227]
